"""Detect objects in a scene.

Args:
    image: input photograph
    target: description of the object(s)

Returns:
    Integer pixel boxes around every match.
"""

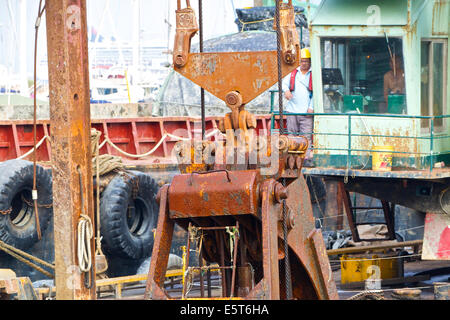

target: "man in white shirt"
[282,47,314,164]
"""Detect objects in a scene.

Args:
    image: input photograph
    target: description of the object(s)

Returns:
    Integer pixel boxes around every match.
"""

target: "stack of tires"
[0,159,160,279]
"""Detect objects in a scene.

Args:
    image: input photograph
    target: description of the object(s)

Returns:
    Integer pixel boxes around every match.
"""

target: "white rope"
[103,129,224,159]
[205,129,224,138]
[13,129,224,162]
[16,135,50,160]
[104,134,169,158]
[166,132,191,141]
[98,139,107,150]
[77,214,93,272]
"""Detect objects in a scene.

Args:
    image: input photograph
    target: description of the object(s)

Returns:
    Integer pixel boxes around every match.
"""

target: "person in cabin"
[383,54,405,103]
[282,47,314,165]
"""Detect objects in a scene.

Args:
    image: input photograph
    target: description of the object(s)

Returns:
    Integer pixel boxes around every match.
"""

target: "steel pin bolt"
[274,182,288,203]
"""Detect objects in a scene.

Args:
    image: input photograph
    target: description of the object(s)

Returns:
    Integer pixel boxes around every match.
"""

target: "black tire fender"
[0,159,53,250]
[100,170,159,260]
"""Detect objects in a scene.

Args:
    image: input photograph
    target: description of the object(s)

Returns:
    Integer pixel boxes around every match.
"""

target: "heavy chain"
[0,208,13,215]
[21,194,53,209]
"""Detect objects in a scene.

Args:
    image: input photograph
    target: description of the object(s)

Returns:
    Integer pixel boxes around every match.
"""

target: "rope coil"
[77,214,93,273]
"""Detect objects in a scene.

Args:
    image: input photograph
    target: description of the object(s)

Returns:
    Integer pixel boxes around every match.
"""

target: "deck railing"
[269,94,450,172]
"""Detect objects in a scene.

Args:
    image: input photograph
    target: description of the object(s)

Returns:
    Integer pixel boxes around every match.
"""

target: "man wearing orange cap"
[282,47,314,165]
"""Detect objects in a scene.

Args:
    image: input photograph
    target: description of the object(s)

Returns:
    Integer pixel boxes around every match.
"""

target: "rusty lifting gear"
[144,0,337,300]
[172,1,300,112]
[145,169,339,300]
[173,0,198,68]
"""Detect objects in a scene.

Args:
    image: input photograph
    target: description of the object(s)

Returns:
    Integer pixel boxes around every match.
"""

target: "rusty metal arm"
[273,0,300,65]
[173,0,199,68]
[171,0,300,109]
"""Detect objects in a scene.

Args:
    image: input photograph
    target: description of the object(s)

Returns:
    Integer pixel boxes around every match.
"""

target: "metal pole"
[430,117,434,172]
[199,0,206,140]
[45,0,96,300]
[327,240,423,256]
[347,115,352,170]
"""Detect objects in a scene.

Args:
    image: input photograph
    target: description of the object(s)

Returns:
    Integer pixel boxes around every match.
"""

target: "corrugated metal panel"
[311,0,409,26]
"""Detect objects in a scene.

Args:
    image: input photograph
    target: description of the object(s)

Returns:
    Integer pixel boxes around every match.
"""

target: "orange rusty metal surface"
[175,51,298,106]
[144,0,336,301]
[173,0,299,109]
[168,170,261,219]
[145,170,338,300]
[45,0,96,300]
[173,0,199,68]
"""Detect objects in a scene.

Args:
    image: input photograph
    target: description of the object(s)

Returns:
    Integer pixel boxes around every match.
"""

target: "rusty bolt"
[277,135,289,152]
[287,155,295,169]
[174,54,187,68]
[288,210,296,229]
[274,182,288,203]
[284,51,296,65]
[225,91,243,107]
[295,156,303,170]
[173,142,185,157]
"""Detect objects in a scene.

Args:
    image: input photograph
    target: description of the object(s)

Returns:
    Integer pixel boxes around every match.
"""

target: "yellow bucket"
[371,145,394,171]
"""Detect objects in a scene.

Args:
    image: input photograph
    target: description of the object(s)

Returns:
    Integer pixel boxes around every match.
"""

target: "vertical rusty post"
[216,230,227,297]
[336,183,344,230]
[339,182,360,242]
[45,0,96,300]
[198,251,205,298]
[229,222,239,298]
[206,262,212,298]
[182,222,192,299]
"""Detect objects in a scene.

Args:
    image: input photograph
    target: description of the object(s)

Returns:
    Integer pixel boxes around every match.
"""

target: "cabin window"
[421,39,448,129]
[320,37,405,115]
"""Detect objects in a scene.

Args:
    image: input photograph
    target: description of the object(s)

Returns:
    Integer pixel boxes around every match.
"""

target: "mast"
[132,0,141,85]
[19,0,28,97]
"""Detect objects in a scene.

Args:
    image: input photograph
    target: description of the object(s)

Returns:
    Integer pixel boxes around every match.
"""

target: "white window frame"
[421,38,448,132]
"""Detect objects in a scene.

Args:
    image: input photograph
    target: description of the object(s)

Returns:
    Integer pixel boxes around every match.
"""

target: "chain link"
[21,194,53,209]
[0,208,13,215]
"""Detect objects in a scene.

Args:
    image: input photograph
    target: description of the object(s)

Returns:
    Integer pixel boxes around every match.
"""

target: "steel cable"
[275,0,292,300]
[32,0,46,241]
[198,0,206,140]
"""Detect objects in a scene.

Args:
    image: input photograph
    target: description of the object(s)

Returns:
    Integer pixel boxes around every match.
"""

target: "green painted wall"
[307,0,449,170]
